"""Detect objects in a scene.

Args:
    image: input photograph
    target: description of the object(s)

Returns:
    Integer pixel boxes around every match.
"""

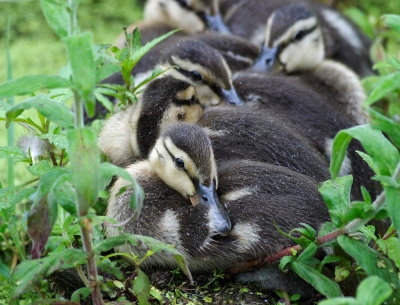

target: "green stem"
[6,17,14,187]
[74,91,84,128]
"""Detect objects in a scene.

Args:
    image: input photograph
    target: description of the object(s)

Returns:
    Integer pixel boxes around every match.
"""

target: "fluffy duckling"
[106,122,232,257]
[100,77,329,180]
[98,77,204,167]
[233,72,376,199]
[252,3,373,77]
[143,0,230,34]
[107,156,329,294]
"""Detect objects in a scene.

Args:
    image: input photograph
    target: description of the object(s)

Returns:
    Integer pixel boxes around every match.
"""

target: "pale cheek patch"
[222,187,255,202]
[231,222,261,253]
[176,86,195,100]
[159,209,181,246]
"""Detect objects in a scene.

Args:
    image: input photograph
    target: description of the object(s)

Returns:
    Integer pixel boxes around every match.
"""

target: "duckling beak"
[220,87,244,106]
[252,46,278,73]
[190,181,232,236]
[206,14,231,34]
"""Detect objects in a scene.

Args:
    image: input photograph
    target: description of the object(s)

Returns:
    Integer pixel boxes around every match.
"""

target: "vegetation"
[0,0,400,304]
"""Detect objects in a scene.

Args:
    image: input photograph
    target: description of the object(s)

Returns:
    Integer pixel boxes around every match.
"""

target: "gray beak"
[190,181,232,236]
[252,46,278,73]
[220,87,244,106]
[206,14,231,34]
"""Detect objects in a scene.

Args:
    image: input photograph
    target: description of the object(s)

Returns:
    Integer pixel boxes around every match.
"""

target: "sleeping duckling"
[106,122,232,260]
[107,155,329,294]
[143,0,230,34]
[252,3,373,77]
[99,76,329,180]
[98,76,204,167]
[234,72,375,199]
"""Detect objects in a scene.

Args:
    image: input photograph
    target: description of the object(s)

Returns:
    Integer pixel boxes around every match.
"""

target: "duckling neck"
[309,59,368,124]
[128,100,145,158]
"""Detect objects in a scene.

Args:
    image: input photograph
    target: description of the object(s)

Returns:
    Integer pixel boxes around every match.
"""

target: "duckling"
[106,122,232,262]
[100,76,329,180]
[107,155,329,294]
[98,76,204,167]
[233,72,376,199]
[226,1,373,77]
[143,0,230,34]
[252,3,373,77]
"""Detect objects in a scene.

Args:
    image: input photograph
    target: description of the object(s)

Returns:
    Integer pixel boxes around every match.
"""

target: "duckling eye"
[175,158,185,169]
[294,30,305,41]
[190,71,203,82]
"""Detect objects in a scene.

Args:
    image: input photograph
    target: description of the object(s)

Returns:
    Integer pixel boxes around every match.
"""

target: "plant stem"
[80,217,104,305]
[231,162,400,274]
[74,92,84,128]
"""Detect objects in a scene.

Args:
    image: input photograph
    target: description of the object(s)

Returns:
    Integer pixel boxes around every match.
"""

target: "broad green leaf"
[344,8,374,38]
[40,132,68,150]
[96,62,121,83]
[291,261,342,298]
[65,33,96,117]
[369,108,400,148]
[98,258,124,281]
[71,287,91,304]
[330,125,399,178]
[0,259,10,279]
[297,243,318,262]
[94,91,114,112]
[319,176,353,227]
[99,162,144,212]
[94,233,192,282]
[279,255,296,271]
[0,75,70,99]
[0,187,36,210]
[10,249,86,300]
[384,14,400,32]
[319,297,356,305]
[48,173,77,216]
[377,237,400,269]
[67,128,100,215]
[0,146,26,161]
[6,94,74,128]
[365,73,400,105]
[357,276,393,305]
[40,0,69,39]
[384,186,400,234]
[132,269,151,305]
[319,255,342,272]
[28,160,51,176]
[338,236,400,292]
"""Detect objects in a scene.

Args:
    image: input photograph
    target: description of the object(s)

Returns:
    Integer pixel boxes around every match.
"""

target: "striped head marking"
[165,40,243,106]
[255,4,325,73]
[149,122,231,235]
[136,77,204,158]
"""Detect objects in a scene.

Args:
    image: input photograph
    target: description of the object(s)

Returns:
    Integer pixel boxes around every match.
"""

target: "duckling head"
[144,0,230,34]
[164,40,243,106]
[136,76,204,158]
[252,4,325,73]
[149,122,232,236]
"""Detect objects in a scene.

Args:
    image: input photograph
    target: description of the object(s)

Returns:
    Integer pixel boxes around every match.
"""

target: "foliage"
[273,13,400,305]
[0,1,190,304]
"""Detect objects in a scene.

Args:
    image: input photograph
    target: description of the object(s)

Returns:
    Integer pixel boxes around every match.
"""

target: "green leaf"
[384,186,400,234]
[40,132,68,150]
[28,160,51,176]
[365,73,400,106]
[369,108,400,148]
[48,173,77,216]
[279,255,296,271]
[67,128,100,215]
[97,258,124,281]
[0,75,70,99]
[99,162,144,212]
[0,259,11,279]
[94,233,192,282]
[71,287,91,304]
[319,176,353,227]
[330,125,399,178]
[384,14,400,32]
[338,236,400,291]
[40,0,69,39]
[0,146,26,161]
[291,261,342,298]
[133,269,151,305]
[357,276,393,305]
[10,249,86,300]
[297,243,318,262]
[319,298,357,305]
[319,255,342,272]
[6,94,74,128]
[377,237,400,269]
[0,187,36,210]
[65,33,96,117]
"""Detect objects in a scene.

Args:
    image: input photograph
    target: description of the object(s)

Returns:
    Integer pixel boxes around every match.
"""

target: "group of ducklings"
[95,0,375,296]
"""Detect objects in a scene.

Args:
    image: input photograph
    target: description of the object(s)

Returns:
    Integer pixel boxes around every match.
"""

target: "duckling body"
[233,71,375,199]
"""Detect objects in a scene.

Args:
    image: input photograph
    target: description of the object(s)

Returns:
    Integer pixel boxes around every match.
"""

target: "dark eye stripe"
[163,139,188,173]
[278,24,318,52]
